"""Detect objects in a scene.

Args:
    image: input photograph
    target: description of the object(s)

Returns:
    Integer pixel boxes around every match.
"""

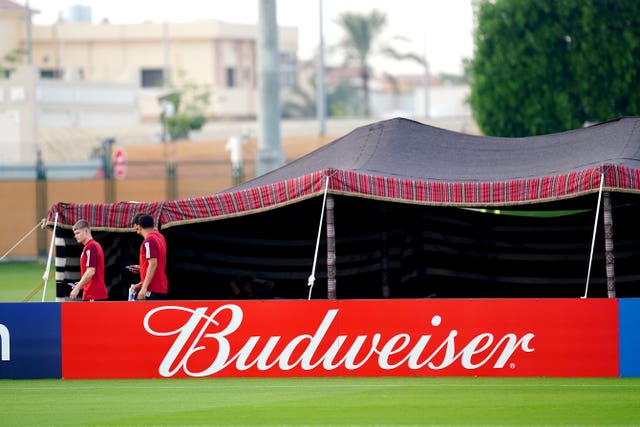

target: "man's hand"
[69,283,80,299]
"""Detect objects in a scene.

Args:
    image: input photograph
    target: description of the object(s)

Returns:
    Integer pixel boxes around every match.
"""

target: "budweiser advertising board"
[61,299,618,378]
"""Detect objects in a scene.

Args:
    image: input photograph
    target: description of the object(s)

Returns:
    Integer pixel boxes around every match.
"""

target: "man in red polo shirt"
[131,213,168,300]
[70,219,108,301]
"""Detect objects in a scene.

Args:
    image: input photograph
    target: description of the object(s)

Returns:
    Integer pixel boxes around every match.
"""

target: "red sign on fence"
[112,147,127,179]
[61,299,619,379]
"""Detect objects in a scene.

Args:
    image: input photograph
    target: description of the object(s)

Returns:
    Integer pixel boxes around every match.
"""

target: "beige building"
[2,1,298,121]
[0,1,23,61]
[1,1,476,166]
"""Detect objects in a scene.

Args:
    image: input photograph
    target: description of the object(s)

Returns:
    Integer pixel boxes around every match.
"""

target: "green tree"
[334,10,421,117]
[164,70,211,140]
[328,81,364,117]
[572,0,640,122]
[469,0,640,137]
[0,49,25,78]
[282,61,363,118]
[281,68,316,118]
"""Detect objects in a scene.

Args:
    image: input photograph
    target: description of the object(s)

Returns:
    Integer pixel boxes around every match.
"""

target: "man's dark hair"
[132,212,148,226]
[138,214,155,229]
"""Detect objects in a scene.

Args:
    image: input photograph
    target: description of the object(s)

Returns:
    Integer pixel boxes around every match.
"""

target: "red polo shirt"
[80,239,108,301]
[139,230,168,294]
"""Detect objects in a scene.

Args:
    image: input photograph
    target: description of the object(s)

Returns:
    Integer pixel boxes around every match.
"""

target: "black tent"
[48,117,640,300]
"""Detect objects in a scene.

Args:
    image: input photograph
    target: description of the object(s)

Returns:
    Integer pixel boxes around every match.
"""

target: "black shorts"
[145,292,167,300]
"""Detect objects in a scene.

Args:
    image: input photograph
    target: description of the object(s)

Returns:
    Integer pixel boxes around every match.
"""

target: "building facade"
[27,19,298,120]
[1,1,298,121]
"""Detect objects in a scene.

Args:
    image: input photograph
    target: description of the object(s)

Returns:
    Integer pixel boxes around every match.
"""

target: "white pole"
[256,0,284,176]
[423,28,430,119]
[163,19,171,85]
[308,175,330,300]
[42,212,58,302]
[582,172,604,298]
[316,0,326,136]
[25,0,32,64]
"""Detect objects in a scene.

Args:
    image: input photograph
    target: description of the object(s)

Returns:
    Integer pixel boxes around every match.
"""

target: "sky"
[24,0,475,76]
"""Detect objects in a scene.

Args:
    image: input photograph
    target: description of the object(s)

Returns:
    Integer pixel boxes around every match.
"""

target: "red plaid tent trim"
[47,165,640,230]
[47,201,164,231]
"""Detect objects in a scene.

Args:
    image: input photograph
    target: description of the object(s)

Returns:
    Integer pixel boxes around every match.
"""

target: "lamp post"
[256,0,284,177]
[316,0,326,136]
[35,148,47,257]
[25,0,32,65]
[160,98,175,142]
[102,138,115,203]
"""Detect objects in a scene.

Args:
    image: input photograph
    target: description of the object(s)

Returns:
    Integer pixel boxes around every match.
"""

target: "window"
[141,69,164,88]
[40,69,63,79]
[226,67,236,88]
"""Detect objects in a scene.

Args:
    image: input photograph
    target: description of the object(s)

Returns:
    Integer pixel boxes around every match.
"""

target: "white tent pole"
[308,175,330,300]
[583,172,604,299]
[42,212,58,302]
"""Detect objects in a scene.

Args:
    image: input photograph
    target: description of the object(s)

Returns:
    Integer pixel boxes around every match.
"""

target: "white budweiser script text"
[143,304,535,377]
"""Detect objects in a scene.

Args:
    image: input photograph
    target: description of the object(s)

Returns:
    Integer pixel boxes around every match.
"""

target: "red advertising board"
[61,299,618,379]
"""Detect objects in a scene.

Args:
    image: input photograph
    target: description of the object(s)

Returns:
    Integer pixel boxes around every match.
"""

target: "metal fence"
[0,158,256,259]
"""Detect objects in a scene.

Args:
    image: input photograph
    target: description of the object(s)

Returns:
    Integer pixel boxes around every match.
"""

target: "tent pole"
[326,194,336,299]
[308,176,330,300]
[603,191,616,298]
[41,212,58,302]
[379,204,390,298]
[583,172,605,298]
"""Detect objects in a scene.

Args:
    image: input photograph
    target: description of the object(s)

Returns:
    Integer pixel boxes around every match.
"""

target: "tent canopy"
[48,117,640,300]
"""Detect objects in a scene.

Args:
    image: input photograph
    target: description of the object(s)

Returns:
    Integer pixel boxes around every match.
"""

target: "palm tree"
[282,60,362,118]
[334,10,422,117]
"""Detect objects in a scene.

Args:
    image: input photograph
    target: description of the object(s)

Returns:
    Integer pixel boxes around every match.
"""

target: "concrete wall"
[36,80,139,128]
[0,65,139,164]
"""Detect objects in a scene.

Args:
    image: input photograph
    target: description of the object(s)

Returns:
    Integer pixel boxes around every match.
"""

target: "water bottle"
[128,285,136,301]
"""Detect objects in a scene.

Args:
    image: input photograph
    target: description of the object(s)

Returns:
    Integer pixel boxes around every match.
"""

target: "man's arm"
[137,258,157,300]
[70,267,95,299]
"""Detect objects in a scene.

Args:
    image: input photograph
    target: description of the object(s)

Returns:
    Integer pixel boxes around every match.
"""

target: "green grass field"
[2,262,640,425]
[0,261,56,302]
[1,377,639,426]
